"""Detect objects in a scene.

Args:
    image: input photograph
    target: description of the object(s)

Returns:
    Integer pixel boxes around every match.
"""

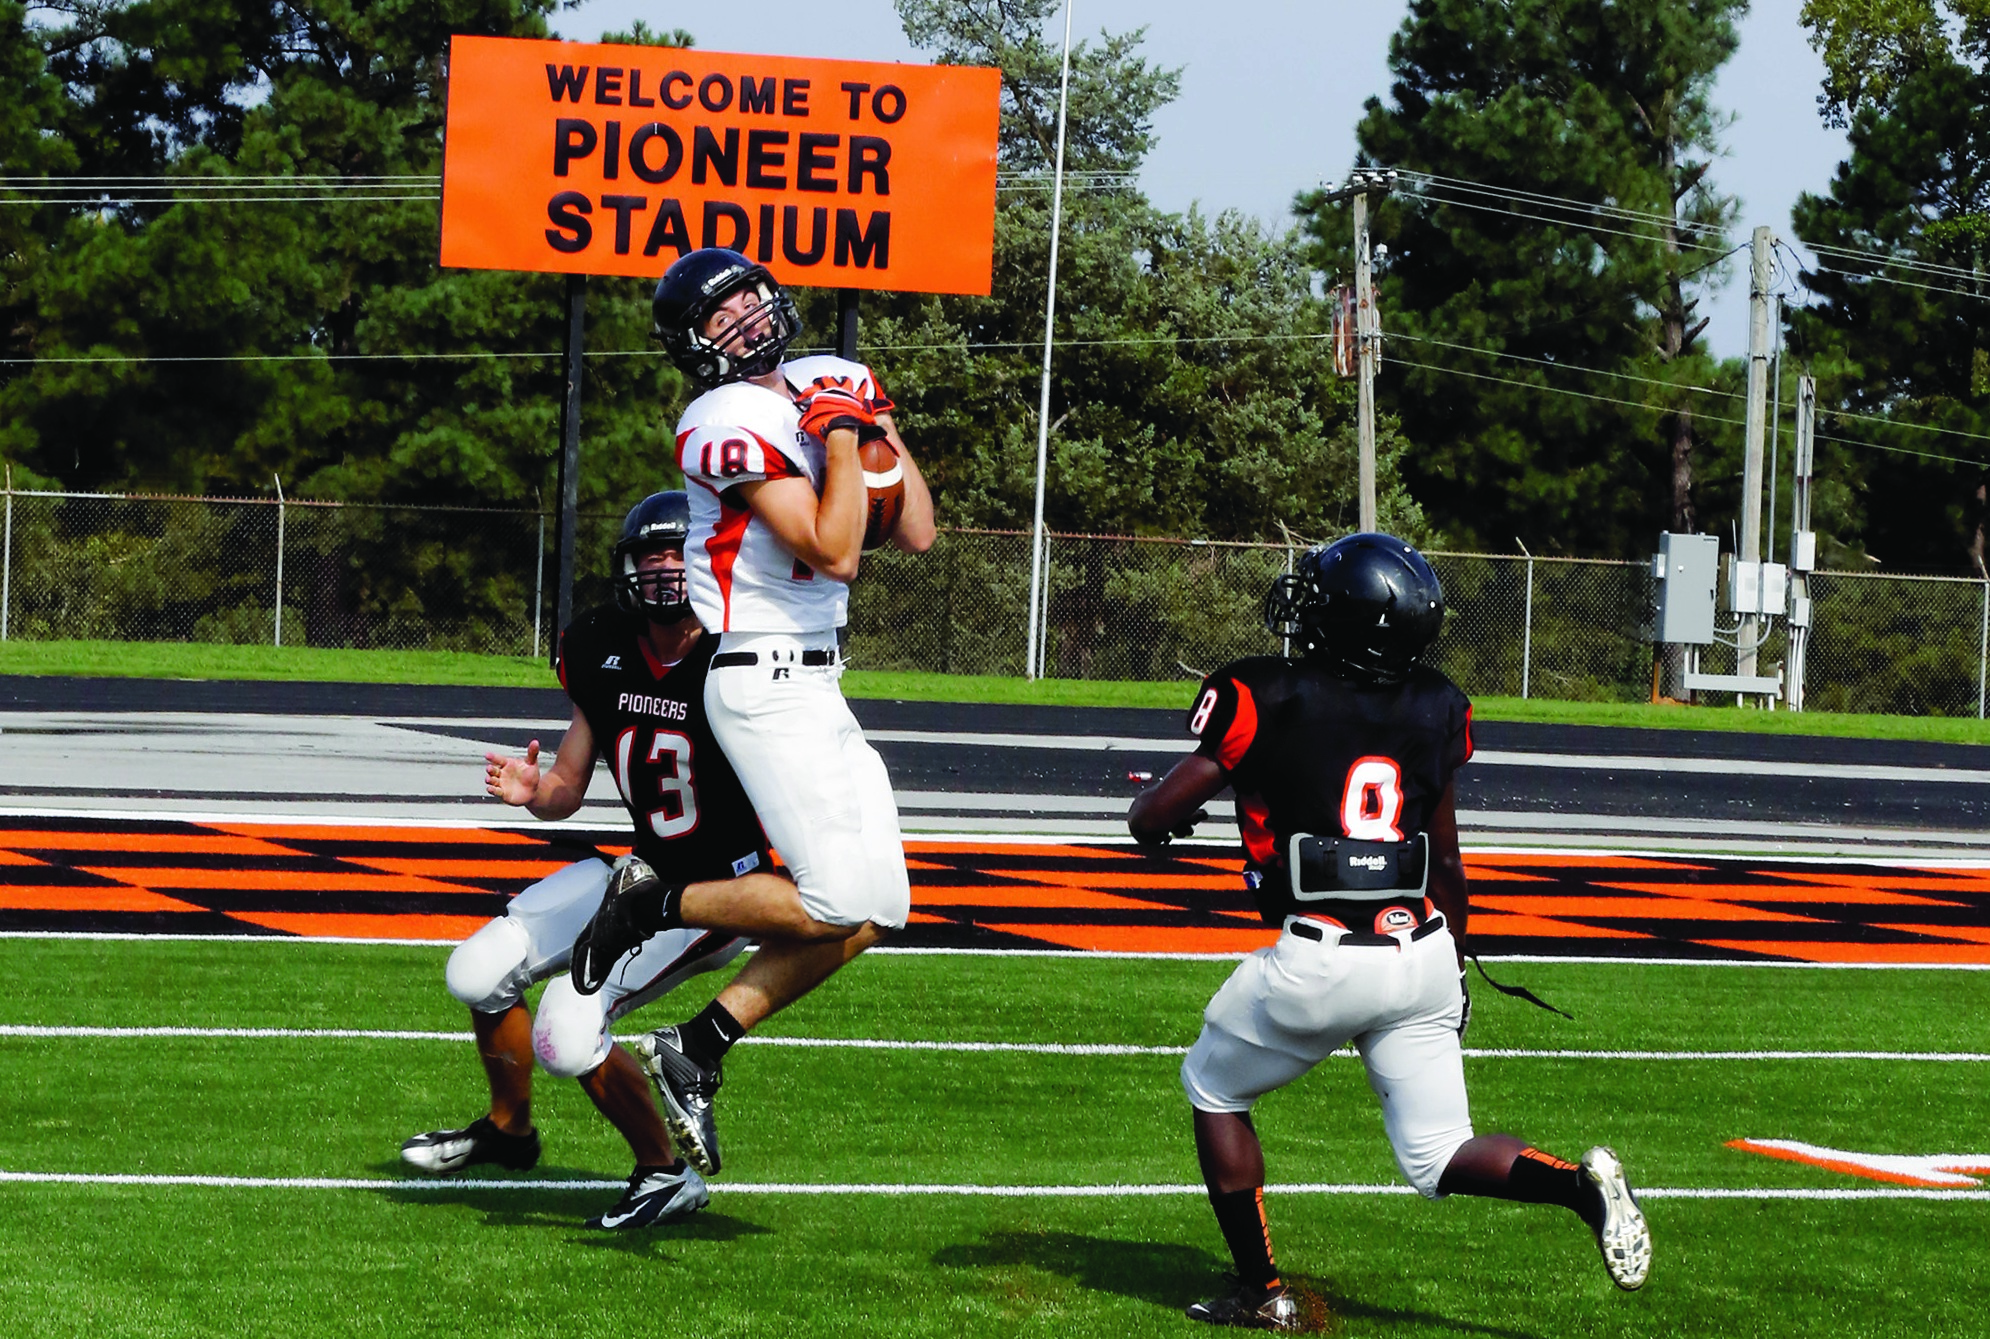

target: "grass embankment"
[4,639,1989,742]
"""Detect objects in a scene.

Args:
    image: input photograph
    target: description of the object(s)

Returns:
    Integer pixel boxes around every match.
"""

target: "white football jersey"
[674,356,886,634]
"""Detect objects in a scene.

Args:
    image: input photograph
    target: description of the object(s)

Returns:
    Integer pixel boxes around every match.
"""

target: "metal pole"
[1790,374,1816,713]
[272,474,285,648]
[1517,539,1533,699]
[533,505,546,663]
[838,290,860,362]
[1767,297,1781,564]
[555,273,587,639]
[2,465,12,643]
[1355,191,1378,533]
[1738,226,1773,687]
[1023,0,1075,682]
[1979,580,1987,721]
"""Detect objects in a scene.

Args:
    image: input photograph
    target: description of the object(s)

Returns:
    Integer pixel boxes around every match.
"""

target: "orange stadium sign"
[439,35,1001,295]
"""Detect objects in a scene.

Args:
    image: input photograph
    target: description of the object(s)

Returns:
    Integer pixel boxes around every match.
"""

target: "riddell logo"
[1349,854,1388,871]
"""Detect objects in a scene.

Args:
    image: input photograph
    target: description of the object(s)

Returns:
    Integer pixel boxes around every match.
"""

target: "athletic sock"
[634,1160,687,1179]
[1208,1187,1282,1292]
[677,999,745,1071]
[1504,1147,1604,1229]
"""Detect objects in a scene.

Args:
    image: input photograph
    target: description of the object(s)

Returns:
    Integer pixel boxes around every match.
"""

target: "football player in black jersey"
[401,492,762,1229]
[1130,533,1651,1329]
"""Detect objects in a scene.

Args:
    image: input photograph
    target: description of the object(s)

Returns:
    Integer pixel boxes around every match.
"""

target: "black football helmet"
[1264,532,1445,683]
[613,491,693,620]
[651,248,800,385]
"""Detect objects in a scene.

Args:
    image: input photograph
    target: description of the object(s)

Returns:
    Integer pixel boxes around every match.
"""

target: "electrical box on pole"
[1653,532,1719,645]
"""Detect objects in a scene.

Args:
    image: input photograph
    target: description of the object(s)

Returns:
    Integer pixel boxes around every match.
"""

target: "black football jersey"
[1187,654,1473,921]
[556,606,768,882]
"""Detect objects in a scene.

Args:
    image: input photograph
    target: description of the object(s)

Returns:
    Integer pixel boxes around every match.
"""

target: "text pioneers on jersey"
[439,36,1000,295]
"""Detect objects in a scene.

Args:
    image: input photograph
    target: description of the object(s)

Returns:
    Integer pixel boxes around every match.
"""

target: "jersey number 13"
[612,728,700,839]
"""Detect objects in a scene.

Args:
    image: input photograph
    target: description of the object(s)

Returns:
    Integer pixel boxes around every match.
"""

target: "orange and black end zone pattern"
[0,817,1986,964]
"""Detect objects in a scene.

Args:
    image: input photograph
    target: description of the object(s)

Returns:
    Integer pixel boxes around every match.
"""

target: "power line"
[1385,355,1990,469]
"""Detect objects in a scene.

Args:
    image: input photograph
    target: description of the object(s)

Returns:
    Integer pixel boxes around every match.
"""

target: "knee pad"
[445,916,536,1013]
[530,974,612,1079]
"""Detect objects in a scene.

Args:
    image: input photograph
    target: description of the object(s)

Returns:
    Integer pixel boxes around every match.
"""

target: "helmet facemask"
[614,545,692,620]
[684,276,798,383]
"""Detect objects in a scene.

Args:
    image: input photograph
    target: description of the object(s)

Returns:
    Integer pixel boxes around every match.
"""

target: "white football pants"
[444,857,747,1077]
[1180,915,1473,1198]
[704,629,911,928]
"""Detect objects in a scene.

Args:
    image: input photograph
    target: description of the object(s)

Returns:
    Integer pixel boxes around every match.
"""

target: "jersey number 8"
[612,728,700,839]
[1341,756,1405,841]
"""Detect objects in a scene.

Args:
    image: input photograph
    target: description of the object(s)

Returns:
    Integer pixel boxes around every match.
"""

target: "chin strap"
[1470,954,1574,1020]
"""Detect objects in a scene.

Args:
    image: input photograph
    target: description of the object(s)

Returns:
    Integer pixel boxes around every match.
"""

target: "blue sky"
[560,0,1849,358]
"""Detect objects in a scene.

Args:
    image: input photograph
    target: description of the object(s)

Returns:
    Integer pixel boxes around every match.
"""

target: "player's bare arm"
[1425,781,1470,963]
[875,413,936,553]
[483,705,594,821]
[1129,754,1226,846]
[731,450,865,581]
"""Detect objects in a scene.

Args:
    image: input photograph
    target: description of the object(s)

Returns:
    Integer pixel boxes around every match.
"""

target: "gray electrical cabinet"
[1653,531,1719,645]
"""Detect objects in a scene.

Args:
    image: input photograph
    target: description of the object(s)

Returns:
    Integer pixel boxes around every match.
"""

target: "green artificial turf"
[1,941,1984,1336]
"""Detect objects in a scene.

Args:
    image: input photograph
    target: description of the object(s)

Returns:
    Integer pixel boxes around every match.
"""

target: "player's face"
[633,547,684,578]
[702,286,772,357]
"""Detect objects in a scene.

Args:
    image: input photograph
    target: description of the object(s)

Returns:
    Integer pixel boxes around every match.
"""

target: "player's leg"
[1363,927,1650,1289]
[1178,946,1342,1332]
[535,927,745,1226]
[402,860,611,1173]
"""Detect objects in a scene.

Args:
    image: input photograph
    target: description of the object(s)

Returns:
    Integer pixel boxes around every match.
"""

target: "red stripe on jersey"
[1463,703,1475,762]
[1236,791,1276,865]
[752,429,801,479]
[1214,680,1258,770]
[705,491,753,631]
[636,634,667,679]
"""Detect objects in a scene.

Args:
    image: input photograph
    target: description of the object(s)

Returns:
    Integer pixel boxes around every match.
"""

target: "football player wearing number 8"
[400,492,760,1230]
[1130,533,1651,1330]
[567,248,935,1181]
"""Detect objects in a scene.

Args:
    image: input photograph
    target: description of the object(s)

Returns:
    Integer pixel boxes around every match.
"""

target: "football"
[860,437,905,550]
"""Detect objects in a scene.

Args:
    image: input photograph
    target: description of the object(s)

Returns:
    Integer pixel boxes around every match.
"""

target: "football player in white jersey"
[568,248,934,1178]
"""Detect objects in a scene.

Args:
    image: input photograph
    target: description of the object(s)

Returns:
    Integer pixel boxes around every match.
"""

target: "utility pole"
[1738,225,1773,684]
[1319,169,1396,533]
[1353,189,1378,532]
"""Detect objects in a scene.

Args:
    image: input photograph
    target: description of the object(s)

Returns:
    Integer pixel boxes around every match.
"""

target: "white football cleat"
[1581,1146,1651,1290]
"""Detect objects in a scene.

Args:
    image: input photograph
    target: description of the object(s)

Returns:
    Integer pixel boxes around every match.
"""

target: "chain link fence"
[5,488,1990,716]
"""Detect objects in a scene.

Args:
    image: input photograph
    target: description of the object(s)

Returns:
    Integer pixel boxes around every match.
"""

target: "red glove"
[796,376,876,440]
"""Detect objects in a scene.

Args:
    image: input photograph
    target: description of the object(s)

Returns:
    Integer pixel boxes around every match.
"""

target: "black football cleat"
[571,855,665,995]
[632,1026,724,1176]
[399,1116,541,1175]
[1186,1277,1299,1331]
[584,1163,710,1229]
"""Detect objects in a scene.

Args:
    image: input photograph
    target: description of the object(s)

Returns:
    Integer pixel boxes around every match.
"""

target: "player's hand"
[485,742,542,807]
[796,375,877,440]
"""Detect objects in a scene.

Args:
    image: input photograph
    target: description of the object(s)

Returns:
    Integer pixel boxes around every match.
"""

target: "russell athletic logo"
[602,655,622,669]
[1376,906,1418,933]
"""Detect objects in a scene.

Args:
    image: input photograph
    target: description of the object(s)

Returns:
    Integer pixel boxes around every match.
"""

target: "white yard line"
[0,1169,1981,1201]
[3,1025,1985,1062]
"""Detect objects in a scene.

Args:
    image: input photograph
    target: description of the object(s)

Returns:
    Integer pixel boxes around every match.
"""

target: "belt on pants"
[1286,910,1446,947]
[711,649,838,668]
